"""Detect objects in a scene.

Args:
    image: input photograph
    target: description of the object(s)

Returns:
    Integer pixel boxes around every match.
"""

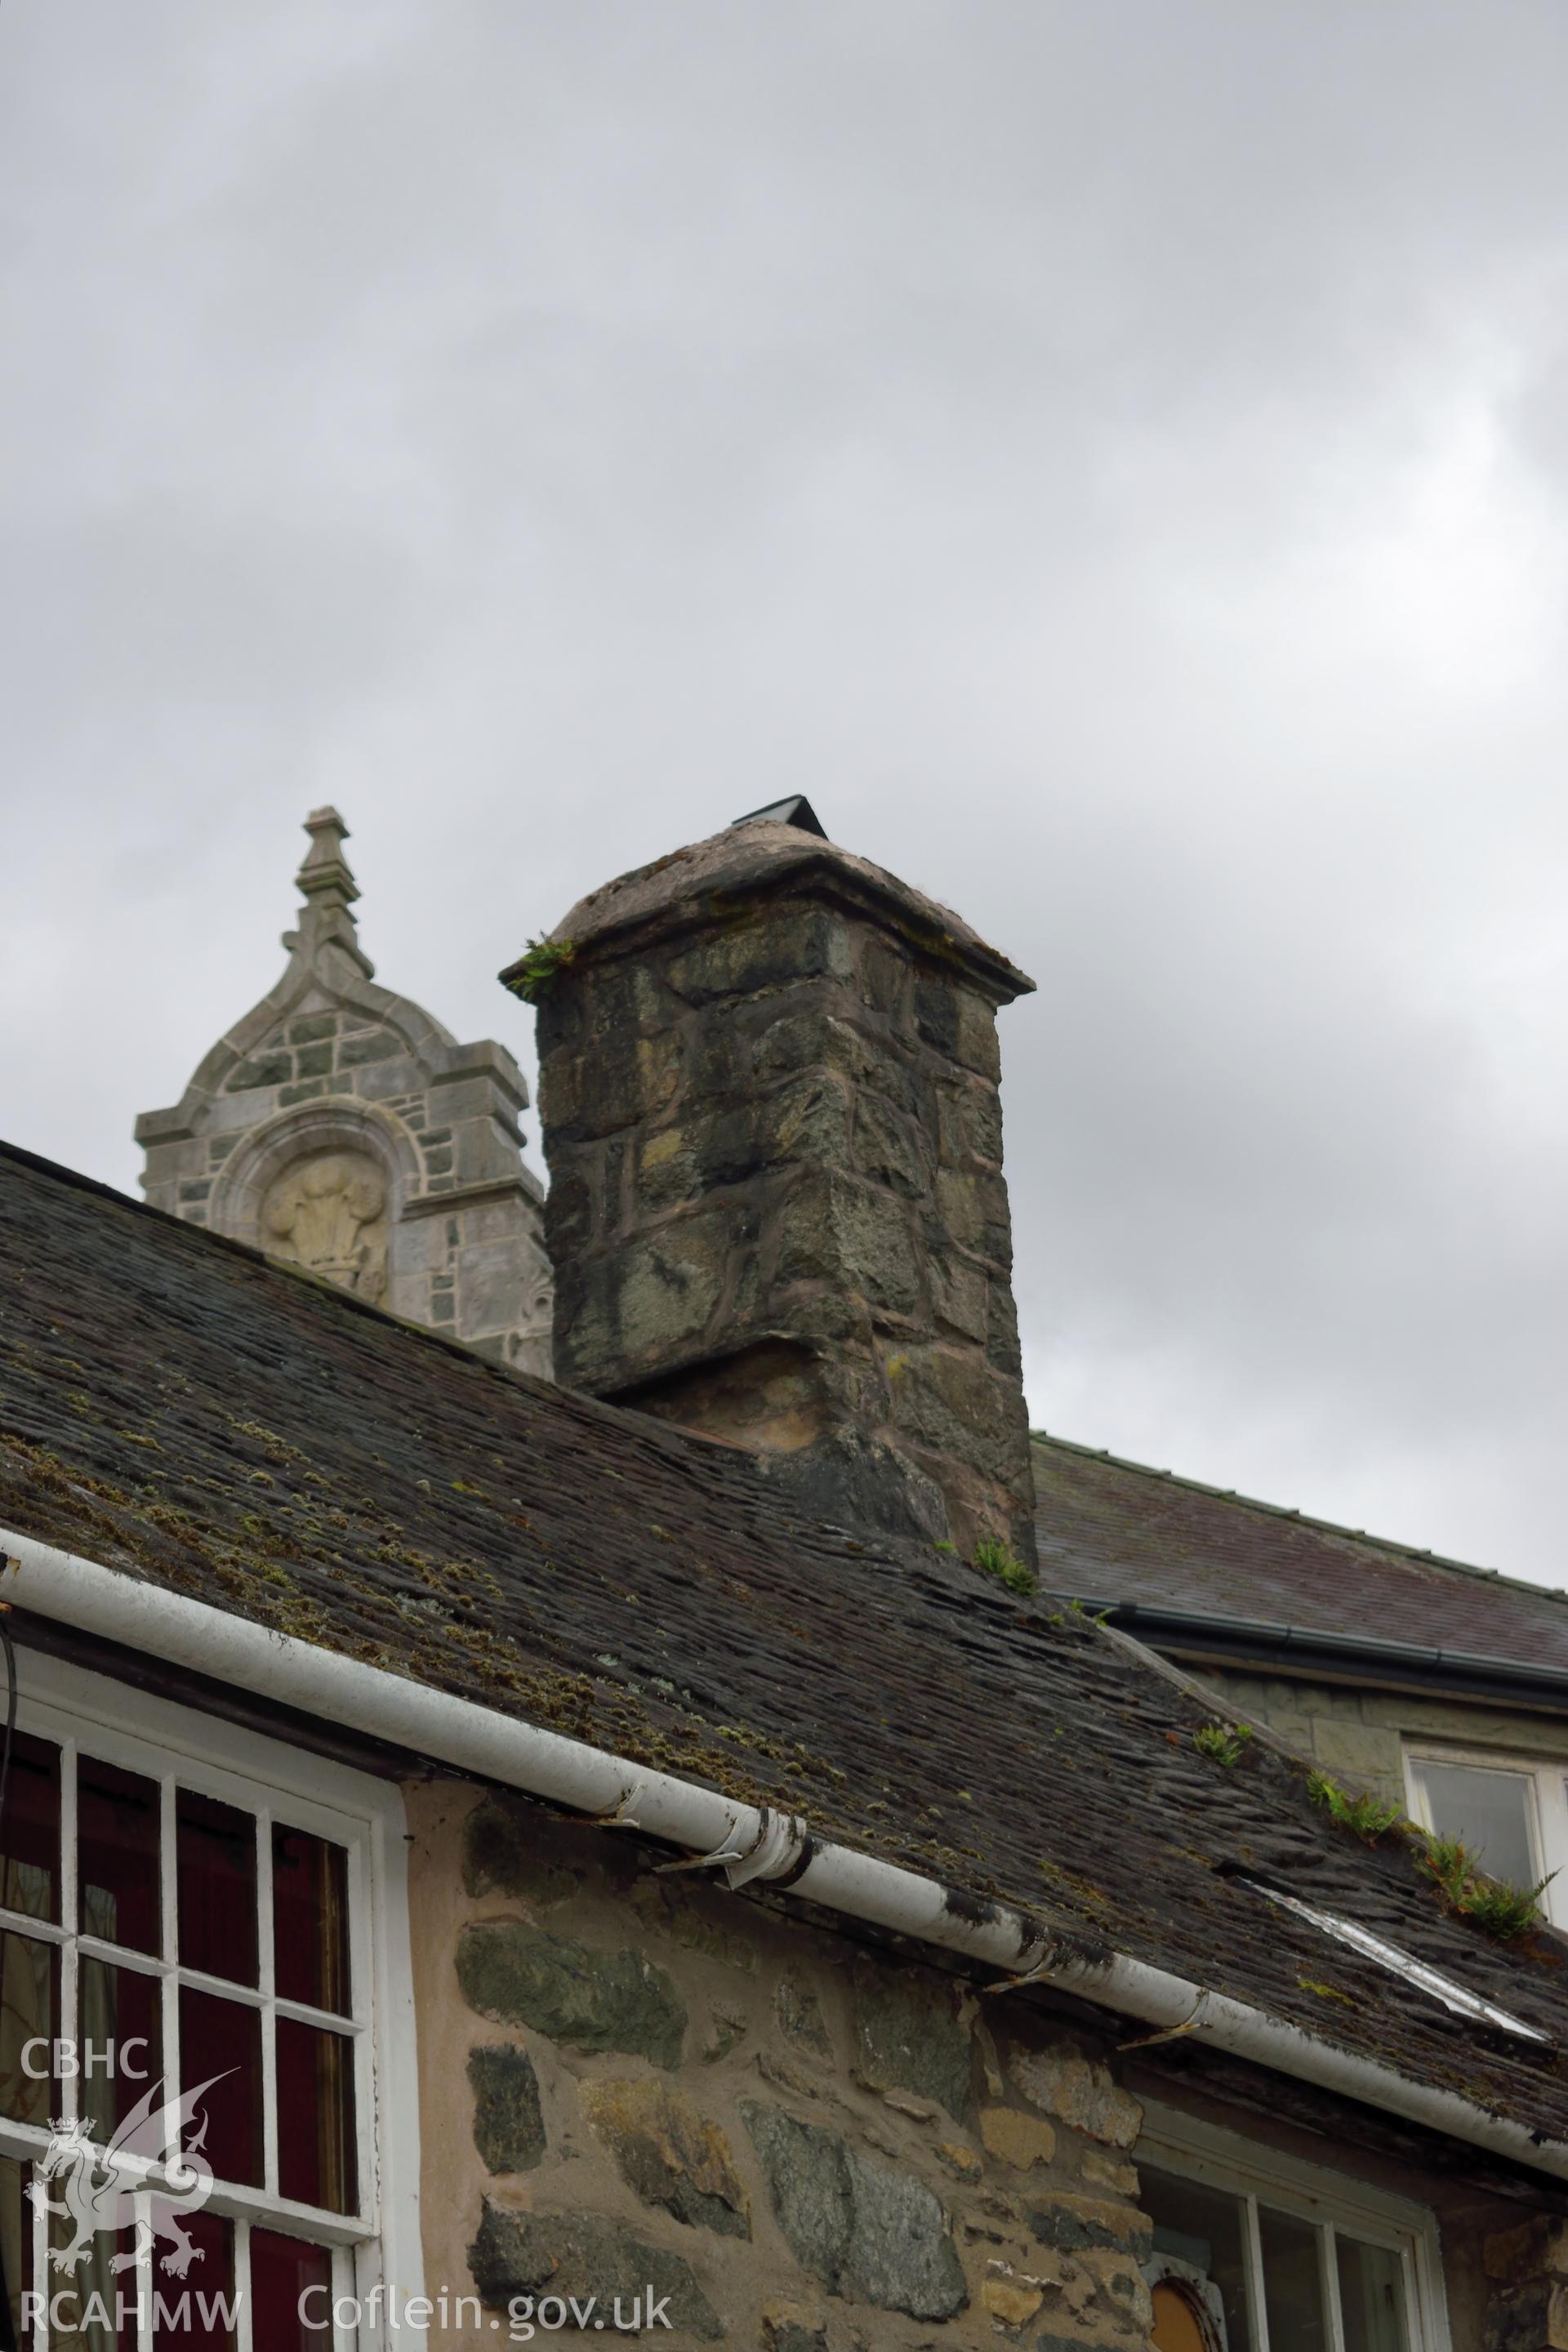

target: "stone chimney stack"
[503,804,1036,1564]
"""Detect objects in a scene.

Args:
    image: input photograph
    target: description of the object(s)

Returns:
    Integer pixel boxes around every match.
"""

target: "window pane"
[78,1757,161,1955]
[176,1792,258,1986]
[248,2230,333,2345]
[1139,2163,1254,2351]
[1338,2235,1409,2352]
[1411,1758,1538,1891]
[1259,2204,1329,2352]
[272,1827,350,2016]
[276,2020,358,2215]
[177,1989,263,2187]
[0,1731,60,1922]
[153,2212,234,2351]
[0,2153,33,2348]
[0,1929,57,2126]
[77,1958,163,2145]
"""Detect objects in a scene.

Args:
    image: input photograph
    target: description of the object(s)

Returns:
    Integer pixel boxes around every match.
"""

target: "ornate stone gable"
[136,808,553,1375]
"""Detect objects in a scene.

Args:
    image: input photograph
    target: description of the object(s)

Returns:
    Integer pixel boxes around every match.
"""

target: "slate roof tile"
[1033,1434,1568,1673]
[2,1140,1566,2145]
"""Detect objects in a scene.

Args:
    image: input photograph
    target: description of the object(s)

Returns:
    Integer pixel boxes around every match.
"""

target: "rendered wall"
[1196,1665,1568,1811]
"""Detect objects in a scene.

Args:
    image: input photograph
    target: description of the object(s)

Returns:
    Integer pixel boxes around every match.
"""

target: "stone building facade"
[136,807,553,1374]
[401,1776,1550,2352]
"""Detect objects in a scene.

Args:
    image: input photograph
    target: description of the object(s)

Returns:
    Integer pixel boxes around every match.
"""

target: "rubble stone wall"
[407,1781,1154,2352]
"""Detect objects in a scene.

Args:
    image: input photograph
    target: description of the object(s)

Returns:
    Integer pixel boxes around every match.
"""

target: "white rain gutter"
[6,1527,1566,2184]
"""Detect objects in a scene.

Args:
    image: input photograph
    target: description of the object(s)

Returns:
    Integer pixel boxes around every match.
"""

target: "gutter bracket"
[1118,1990,1215,2052]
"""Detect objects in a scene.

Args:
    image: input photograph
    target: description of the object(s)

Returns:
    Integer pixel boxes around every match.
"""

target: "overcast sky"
[4,4,1567,1584]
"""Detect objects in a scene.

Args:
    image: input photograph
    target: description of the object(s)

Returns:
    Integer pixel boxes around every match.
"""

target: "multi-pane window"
[1138,2111,1447,2352]
[1405,1746,1568,1928]
[0,1677,392,2352]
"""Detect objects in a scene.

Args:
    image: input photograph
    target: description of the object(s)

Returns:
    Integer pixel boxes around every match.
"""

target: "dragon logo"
[29,2075,229,2280]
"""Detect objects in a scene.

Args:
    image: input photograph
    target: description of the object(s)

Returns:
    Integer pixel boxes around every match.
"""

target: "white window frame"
[0,1646,422,2351]
[1137,2100,1451,2352]
[1403,1741,1568,1931]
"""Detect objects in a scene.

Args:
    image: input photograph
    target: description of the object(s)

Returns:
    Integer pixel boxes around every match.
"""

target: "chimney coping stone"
[509,820,1035,1007]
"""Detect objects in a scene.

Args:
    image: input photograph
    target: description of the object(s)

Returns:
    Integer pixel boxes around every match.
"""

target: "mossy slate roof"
[1033,1435,1568,1675]
[2,1138,1566,2149]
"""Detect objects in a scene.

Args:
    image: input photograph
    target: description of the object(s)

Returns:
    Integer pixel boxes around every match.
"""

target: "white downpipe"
[6,1527,1566,2184]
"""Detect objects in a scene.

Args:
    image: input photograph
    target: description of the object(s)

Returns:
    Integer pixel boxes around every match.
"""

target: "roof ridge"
[1030,1428,1568,1612]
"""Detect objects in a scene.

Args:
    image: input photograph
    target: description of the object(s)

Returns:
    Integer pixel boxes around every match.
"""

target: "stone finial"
[296,806,360,911]
[283,806,371,976]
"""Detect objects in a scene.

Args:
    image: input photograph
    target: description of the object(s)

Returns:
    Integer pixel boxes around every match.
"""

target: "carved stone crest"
[261,1150,389,1302]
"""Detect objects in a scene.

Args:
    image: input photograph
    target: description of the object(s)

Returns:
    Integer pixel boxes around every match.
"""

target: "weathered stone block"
[858,934,914,1019]
[461,1797,581,1906]
[540,1027,684,1144]
[467,2042,546,2173]
[666,906,853,1004]
[978,2106,1056,2170]
[928,1256,989,1344]
[752,1009,875,1089]
[953,989,1003,1081]
[630,1878,759,1972]
[887,1346,1024,1486]
[1486,2217,1568,2283]
[1027,2193,1152,2262]
[1482,2280,1556,2352]
[457,1922,686,2068]
[581,2076,750,2238]
[760,2309,828,2352]
[227,1050,292,1091]
[986,1279,1023,1376]
[337,1028,399,1067]
[469,2203,723,2338]
[1011,2050,1142,2149]
[934,1169,1011,1265]
[982,2273,1044,2328]
[610,1224,731,1358]
[557,1214,738,1383]
[743,2103,968,2319]
[850,1958,971,2120]
[775,1973,835,2064]
[849,1093,931,1199]
[776,1177,921,1318]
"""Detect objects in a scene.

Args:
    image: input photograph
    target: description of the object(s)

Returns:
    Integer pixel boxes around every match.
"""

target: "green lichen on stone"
[462,1797,582,1907]
[468,2204,722,2340]
[467,2042,546,2174]
[850,1956,972,2121]
[630,1876,759,1973]
[457,1921,687,2069]
[742,2102,968,2320]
